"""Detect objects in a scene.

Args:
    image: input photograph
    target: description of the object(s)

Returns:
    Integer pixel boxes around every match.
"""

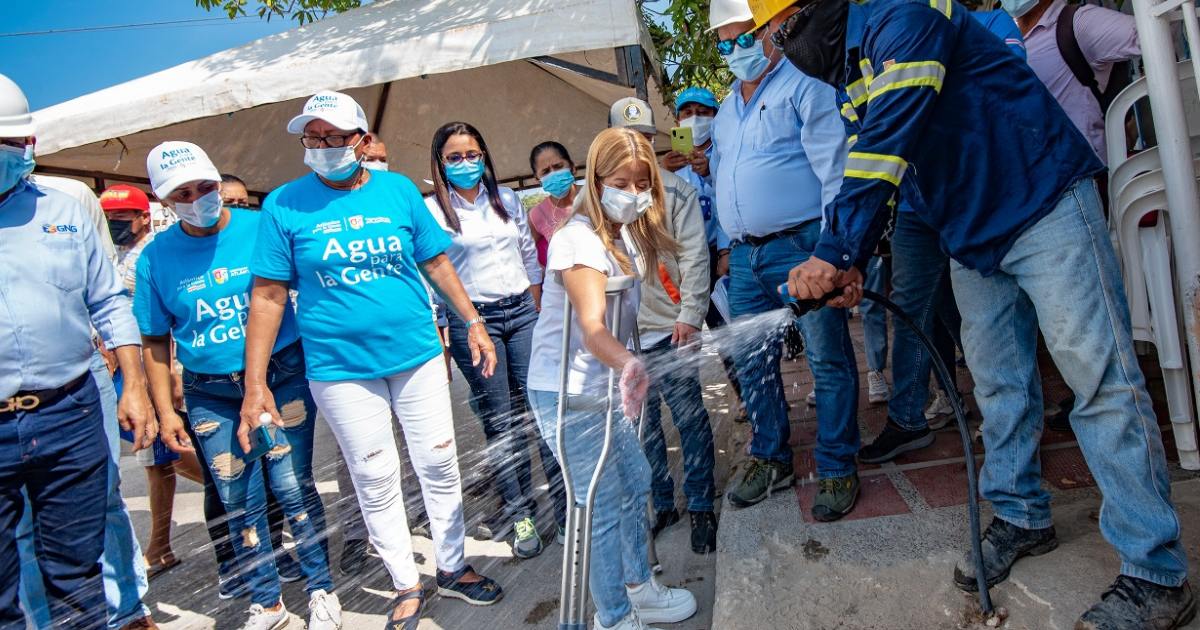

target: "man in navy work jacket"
[0,73,156,629]
[751,0,1195,628]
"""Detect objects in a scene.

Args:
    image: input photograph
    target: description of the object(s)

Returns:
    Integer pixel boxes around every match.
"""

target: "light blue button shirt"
[711,60,848,241]
[0,180,140,398]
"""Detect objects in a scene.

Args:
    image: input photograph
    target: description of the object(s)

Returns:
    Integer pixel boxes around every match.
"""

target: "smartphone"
[244,424,276,461]
[670,126,694,155]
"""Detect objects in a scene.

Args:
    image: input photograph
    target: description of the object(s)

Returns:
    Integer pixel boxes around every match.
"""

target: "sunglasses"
[770,1,822,49]
[442,151,485,165]
[716,29,761,56]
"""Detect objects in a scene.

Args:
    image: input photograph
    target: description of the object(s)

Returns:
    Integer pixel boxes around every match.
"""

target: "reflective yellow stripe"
[844,151,907,186]
[859,58,875,84]
[840,101,860,123]
[867,61,946,101]
[847,134,859,147]
[845,78,869,107]
[930,0,952,18]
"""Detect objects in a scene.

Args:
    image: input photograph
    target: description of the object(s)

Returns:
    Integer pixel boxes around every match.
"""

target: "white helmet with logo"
[0,74,34,138]
[709,0,755,31]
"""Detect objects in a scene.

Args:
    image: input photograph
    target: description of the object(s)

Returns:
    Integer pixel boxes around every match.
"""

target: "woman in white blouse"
[426,122,566,561]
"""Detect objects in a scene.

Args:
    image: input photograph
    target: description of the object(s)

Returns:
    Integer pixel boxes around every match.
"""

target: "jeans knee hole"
[267,444,292,459]
[194,421,221,436]
[211,452,246,481]
[278,400,307,428]
[240,527,260,549]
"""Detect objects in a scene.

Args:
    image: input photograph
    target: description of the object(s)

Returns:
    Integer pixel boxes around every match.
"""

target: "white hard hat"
[0,74,35,138]
[709,0,755,31]
[286,91,369,135]
[146,141,221,199]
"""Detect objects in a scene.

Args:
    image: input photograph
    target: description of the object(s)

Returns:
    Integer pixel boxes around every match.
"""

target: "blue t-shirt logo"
[315,230,405,288]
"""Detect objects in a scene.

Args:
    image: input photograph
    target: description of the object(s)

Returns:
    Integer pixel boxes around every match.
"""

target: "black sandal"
[384,587,425,630]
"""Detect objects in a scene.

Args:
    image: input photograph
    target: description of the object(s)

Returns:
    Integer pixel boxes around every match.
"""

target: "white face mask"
[173,189,224,228]
[303,138,363,181]
[600,185,652,224]
[361,160,389,172]
[680,115,715,146]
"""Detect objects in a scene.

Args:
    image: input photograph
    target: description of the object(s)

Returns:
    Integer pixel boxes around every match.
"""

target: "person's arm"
[421,253,497,378]
[790,4,954,304]
[666,181,710,346]
[562,264,648,418]
[144,335,192,453]
[508,191,544,309]
[1076,4,1140,66]
[238,277,288,453]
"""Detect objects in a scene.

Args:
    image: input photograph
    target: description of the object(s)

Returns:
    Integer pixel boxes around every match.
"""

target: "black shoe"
[689,511,717,554]
[650,508,681,539]
[275,551,303,583]
[1076,576,1196,630]
[339,538,369,576]
[858,420,934,464]
[1045,393,1076,433]
[954,518,1058,591]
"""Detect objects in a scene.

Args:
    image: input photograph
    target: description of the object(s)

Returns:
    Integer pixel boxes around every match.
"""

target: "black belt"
[732,222,810,248]
[1,372,90,415]
[473,292,529,311]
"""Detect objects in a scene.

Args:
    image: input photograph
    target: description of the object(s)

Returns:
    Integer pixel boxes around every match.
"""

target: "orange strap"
[658,263,681,304]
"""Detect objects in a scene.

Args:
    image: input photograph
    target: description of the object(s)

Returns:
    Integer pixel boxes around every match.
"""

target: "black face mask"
[779,0,850,87]
[107,219,137,246]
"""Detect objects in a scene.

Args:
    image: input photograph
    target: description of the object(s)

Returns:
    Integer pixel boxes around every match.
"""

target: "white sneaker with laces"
[806,390,817,407]
[308,589,342,630]
[626,576,698,624]
[924,389,954,426]
[237,602,289,630]
[867,370,890,404]
[594,608,661,630]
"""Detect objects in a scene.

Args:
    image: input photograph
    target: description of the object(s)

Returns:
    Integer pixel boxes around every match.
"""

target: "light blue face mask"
[0,144,35,196]
[723,38,771,82]
[1000,0,1039,17]
[445,159,485,190]
[540,169,575,199]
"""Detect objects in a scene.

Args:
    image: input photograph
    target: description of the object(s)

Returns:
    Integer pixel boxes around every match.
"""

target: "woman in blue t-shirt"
[136,142,340,630]
[425,121,566,560]
[240,91,503,629]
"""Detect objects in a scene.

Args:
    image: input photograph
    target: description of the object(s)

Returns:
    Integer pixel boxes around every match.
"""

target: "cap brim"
[286,113,362,135]
[152,166,221,199]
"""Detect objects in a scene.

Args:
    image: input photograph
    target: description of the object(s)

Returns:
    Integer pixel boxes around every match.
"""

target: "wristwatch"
[465,315,487,328]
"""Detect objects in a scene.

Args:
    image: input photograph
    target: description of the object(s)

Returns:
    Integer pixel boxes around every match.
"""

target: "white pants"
[309,356,466,590]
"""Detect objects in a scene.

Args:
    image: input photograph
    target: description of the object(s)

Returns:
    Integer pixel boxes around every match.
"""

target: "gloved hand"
[619,357,650,420]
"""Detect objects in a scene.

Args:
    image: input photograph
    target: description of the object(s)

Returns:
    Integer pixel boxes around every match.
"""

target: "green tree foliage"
[195,0,361,24]
[641,0,732,103]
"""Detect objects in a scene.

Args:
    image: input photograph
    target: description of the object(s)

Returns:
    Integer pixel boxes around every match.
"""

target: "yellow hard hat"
[748,0,798,29]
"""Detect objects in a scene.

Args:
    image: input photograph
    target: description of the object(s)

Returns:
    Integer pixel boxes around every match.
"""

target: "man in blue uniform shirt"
[0,74,155,629]
[755,1,1194,627]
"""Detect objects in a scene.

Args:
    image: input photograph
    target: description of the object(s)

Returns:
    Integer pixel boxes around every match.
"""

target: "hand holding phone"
[670,126,695,155]
[243,412,276,461]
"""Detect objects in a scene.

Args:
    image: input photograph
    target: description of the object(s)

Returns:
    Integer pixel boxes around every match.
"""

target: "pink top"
[529,196,574,267]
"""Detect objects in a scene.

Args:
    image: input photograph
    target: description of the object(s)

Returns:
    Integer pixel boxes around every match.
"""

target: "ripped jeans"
[182,342,333,607]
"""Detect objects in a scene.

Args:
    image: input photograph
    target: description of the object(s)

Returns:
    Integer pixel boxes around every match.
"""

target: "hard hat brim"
[0,120,36,138]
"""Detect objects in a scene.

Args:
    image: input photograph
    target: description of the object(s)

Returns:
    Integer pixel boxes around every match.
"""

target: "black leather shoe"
[1076,576,1196,630]
[689,511,717,554]
[650,508,681,539]
[954,518,1058,591]
[858,420,934,464]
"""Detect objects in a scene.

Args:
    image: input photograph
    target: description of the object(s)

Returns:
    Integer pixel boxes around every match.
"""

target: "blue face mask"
[1000,0,1039,17]
[0,144,35,196]
[723,38,771,82]
[540,169,575,199]
[445,159,485,190]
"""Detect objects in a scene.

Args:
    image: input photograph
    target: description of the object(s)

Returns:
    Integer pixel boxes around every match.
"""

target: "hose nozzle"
[779,284,838,317]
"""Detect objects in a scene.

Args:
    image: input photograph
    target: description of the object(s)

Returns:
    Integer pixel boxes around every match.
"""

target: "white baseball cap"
[609,97,656,135]
[146,141,221,199]
[286,91,369,135]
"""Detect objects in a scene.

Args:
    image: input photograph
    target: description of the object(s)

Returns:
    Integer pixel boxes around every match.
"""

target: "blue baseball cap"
[674,87,719,113]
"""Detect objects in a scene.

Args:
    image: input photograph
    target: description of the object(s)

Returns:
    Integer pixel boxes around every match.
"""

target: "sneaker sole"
[954,538,1060,592]
[437,587,503,606]
[811,487,859,523]
[638,598,699,624]
[726,473,795,508]
[512,540,544,560]
[858,433,936,465]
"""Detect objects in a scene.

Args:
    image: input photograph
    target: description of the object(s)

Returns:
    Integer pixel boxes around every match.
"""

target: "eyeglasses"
[299,133,360,149]
[442,151,485,165]
[717,30,760,56]
[770,1,822,48]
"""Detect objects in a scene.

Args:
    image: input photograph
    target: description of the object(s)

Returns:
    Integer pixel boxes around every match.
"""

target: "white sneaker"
[924,389,954,424]
[626,576,698,624]
[867,370,890,404]
[308,589,341,630]
[237,602,289,630]
[594,608,661,630]
[806,390,817,407]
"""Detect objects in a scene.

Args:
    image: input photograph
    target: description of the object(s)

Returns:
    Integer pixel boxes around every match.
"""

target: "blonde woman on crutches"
[526,127,699,630]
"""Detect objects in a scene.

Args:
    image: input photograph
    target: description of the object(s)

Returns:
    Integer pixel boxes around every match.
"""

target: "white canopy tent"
[31,0,670,199]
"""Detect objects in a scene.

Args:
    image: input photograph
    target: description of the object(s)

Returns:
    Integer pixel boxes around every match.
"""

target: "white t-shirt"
[527,215,640,397]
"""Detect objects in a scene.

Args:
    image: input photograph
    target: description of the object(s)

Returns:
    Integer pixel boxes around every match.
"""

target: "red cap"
[99,184,150,214]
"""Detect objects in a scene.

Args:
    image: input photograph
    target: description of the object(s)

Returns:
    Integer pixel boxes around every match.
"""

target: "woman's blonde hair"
[577,127,677,277]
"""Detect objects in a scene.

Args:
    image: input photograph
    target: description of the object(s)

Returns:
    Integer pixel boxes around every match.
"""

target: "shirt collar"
[448,184,488,210]
[0,178,40,210]
[1031,0,1067,34]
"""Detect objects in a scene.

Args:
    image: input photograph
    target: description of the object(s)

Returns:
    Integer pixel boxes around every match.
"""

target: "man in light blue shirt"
[709,1,861,521]
[0,73,154,628]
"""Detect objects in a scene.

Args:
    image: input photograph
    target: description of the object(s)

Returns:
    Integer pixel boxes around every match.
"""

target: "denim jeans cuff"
[1120,562,1188,588]
[817,465,857,480]
[686,501,715,513]
[995,513,1053,531]
[108,603,152,630]
[625,563,652,589]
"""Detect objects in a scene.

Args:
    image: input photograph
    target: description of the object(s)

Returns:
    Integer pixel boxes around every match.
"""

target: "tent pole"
[372,81,393,135]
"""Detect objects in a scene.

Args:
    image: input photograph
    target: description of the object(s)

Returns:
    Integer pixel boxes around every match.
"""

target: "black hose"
[785,288,993,614]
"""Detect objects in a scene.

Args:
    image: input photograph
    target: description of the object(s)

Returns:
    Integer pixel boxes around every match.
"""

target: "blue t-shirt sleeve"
[400,176,452,262]
[133,244,172,336]
[251,199,296,281]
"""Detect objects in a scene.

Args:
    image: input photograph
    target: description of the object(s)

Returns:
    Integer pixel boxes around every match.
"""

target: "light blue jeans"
[951,178,1188,587]
[18,351,150,629]
[529,389,652,627]
[860,256,890,373]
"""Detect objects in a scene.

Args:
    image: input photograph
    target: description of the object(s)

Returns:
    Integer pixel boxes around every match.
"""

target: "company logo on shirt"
[213,267,229,284]
[312,220,343,235]
[41,224,78,234]
[180,274,208,293]
[348,215,364,230]
[314,234,405,288]
[191,292,250,347]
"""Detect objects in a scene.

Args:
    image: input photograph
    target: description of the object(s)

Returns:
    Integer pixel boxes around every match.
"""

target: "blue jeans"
[728,221,860,477]
[18,352,150,629]
[182,343,333,606]
[860,256,890,372]
[889,212,963,430]
[641,336,716,513]
[951,178,1188,586]
[447,292,566,527]
[0,374,108,629]
[529,389,652,627]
